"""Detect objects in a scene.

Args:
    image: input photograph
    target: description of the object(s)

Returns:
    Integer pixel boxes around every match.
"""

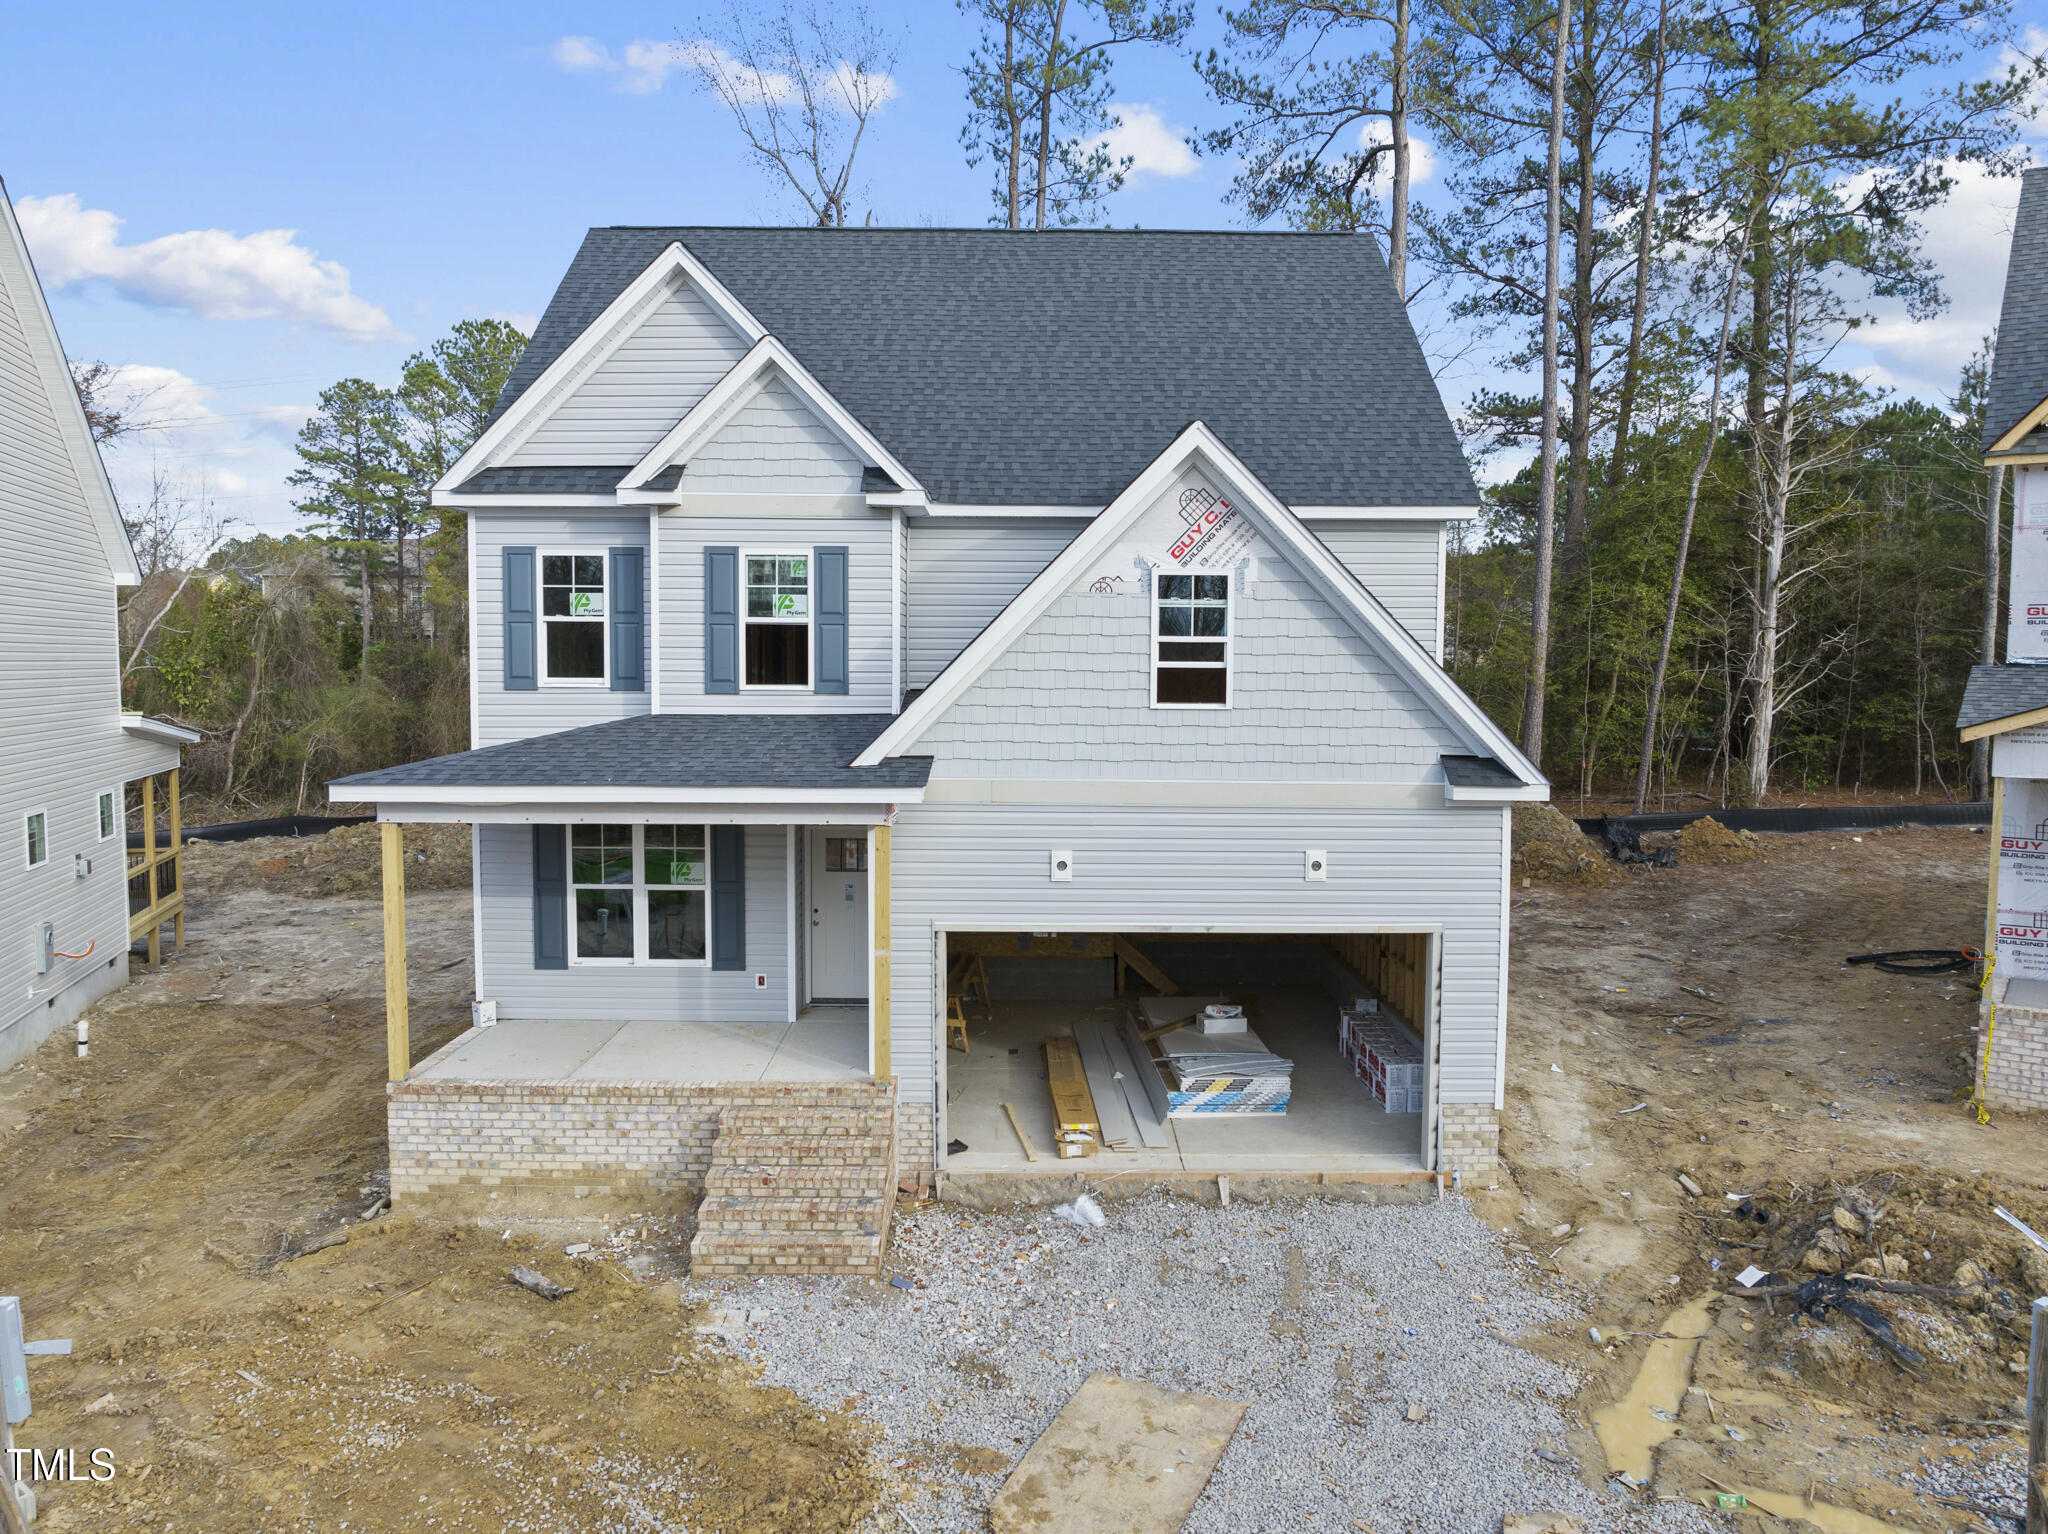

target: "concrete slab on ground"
[988,1371,1243,1534]
[408,1009,868,1085]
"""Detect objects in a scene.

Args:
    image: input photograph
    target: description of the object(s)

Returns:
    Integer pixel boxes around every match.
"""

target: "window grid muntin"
[539,549,608,684]
[1153,571,1231,707]
[568,823,711,965]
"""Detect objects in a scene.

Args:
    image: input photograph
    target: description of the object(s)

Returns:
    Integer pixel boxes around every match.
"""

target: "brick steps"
[688,1097,898,1277]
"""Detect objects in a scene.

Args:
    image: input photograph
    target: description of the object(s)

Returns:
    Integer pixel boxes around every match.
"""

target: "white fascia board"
[0,181,140,585]
[432,493,622,510]
[913,503,1101,518]
[1297,505,1480,522]
[122,714,202,746]
[1445,782,1550,803]
[922,777,1440,808]
[855,420,1546,790]
[435,242,769,494]
[619,336,924,497]
[329,782,924,807]
[378,806,899,826]
[866,490,930,509]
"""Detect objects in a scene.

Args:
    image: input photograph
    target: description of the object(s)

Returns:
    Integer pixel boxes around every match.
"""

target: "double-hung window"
[744,553,810,687]
[541,553,607,684]
[570,824,709,964]
[25,810,48,869]
[1154,572,1231,706]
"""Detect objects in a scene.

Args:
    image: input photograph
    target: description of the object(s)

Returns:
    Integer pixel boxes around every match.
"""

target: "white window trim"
[740,547,814,692]
[25,809,49,869]
[538,547,610,689]
[1150,568,1234,710]
[567,823,713,967]
[97,788,119,843]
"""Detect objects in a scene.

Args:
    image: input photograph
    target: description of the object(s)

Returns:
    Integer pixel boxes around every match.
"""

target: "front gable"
[506,279,749,467]
[908,466,1465,781]
[859,422,1543,794]
[677,371,865,496]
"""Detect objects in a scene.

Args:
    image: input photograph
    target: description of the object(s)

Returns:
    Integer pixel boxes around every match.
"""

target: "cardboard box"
[1043,1034,1101,1155]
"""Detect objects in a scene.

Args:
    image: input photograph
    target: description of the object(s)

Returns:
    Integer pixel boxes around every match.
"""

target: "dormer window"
[745,553,810,688]
[1154,572,1230,706]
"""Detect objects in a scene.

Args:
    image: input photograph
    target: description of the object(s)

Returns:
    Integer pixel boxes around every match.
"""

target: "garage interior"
[939,931,1435,1175]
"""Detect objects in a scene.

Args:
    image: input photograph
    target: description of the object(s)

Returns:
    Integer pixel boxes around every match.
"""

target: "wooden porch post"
[871,824,892,1081]
[381,821,410,1081]
[167,767,184,948]
[142,774,159,965]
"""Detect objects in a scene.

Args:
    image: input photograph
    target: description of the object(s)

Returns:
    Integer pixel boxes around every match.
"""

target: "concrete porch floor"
[409,1006,869,1084]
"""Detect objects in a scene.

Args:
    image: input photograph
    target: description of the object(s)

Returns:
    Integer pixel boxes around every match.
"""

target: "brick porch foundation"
[1438,1102,1500,1187]
[1978,998,2048,1112]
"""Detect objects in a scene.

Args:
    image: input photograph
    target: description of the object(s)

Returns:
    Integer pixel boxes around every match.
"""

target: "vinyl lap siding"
[904,517,1087,687]
[1311,521,1443,657]
[653,505,895,713]
[886,802,1507,1111]
[476,821,790,1022]
[507,281,748,466]
[681,375,864,495]
[471,511,652,747]
[0,236,174,1060]
[912,564,1464,779]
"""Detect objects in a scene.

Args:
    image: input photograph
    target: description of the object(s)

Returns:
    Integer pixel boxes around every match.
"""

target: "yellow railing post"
[167,767,184,948]
[381,822,410,1081]
[871,823,892,1081]
[142,774,160,965]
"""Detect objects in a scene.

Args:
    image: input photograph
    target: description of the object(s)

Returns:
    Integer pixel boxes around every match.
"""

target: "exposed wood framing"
[382,822,410,1082]
[127,768,184,962]
[1963,707,2048,743]
[1113,937,1180,996]
[1323,933,1430,1032]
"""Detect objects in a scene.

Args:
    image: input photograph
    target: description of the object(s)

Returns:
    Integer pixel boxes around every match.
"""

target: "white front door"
[809,830,869,1000]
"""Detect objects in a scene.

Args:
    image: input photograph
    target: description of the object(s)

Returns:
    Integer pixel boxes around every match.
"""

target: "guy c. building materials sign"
[1998,774,2048,981]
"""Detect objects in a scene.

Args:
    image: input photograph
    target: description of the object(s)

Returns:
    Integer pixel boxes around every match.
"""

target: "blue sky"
[1,2,2039,533]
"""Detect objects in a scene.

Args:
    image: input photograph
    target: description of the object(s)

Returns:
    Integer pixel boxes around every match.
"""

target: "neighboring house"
[333,228,1548,1273]
[0,178,196,1071]
[1962,165,2048,1111]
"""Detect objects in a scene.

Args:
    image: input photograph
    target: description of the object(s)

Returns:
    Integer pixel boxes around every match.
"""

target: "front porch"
[408,1008,869,1087]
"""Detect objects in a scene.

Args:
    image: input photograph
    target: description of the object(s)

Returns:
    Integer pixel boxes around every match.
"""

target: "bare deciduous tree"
[69,360,166,448]
[120,466,238,682]
[687,1,901,227]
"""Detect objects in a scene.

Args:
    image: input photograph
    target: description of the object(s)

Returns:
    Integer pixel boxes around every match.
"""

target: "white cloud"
[1100,103,1197,180]
[15,194,399,342]
[1841,157,2031,401]
[551,34,894,110]
[89,363,313,531]
[1359,119,1438,190]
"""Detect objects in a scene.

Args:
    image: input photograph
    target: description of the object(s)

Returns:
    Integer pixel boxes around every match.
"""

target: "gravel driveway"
[688,1193,1722,1533]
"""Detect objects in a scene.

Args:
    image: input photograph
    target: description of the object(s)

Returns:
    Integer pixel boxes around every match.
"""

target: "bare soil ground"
[0,848,886,1534]
[1497,822,2045,1528]
[5,818,2039,1532]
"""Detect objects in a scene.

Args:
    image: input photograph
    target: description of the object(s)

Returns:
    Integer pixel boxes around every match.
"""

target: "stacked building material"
[1340,1008,1425,1113]
[1151,1027,1293,1116]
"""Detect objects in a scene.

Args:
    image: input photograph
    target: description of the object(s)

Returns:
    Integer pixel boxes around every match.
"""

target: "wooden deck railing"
[127,768,184,963]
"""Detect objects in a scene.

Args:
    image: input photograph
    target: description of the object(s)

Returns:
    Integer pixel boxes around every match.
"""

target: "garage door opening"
[937,931,1435,1175]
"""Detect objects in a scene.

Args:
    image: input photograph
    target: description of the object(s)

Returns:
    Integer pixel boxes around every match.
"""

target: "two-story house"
[0,177,196,1071]
[334,228,1547,1274]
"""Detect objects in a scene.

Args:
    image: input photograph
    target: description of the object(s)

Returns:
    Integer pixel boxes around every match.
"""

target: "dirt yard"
[2,819,2041,1533]
[1500,820,2047,1529]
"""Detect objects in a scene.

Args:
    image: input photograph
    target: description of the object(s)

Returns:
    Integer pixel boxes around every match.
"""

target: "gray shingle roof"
[330,713,931,792]
[1988,167,2048,455]
[496,228,1477,508]
[1958,664,2048,730]
[1441,754,1523,790]
[457,465,633,494]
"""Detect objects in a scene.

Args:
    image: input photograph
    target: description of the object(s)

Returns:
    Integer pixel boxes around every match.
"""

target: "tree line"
[94,0,2044,814]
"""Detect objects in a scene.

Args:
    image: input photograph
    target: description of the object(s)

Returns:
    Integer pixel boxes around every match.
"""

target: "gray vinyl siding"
[681,374,865,495]
[912,560,1465,779]
[471,511,652,748]
[0,214,177,1063]
[507,280,747,466]
[904,517,1088,687]
[476,821,790,1022]
[653,503,896,713]
[1311,521,1443,658]
[886,801,1507,1110]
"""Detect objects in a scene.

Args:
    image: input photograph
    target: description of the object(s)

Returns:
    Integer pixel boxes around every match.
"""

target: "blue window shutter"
[533,825,567,970]
[814,545,849,696]
[704,546,739,694]
[711,825,746,970]
[609,545,646,692]
[503,546,538,691]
